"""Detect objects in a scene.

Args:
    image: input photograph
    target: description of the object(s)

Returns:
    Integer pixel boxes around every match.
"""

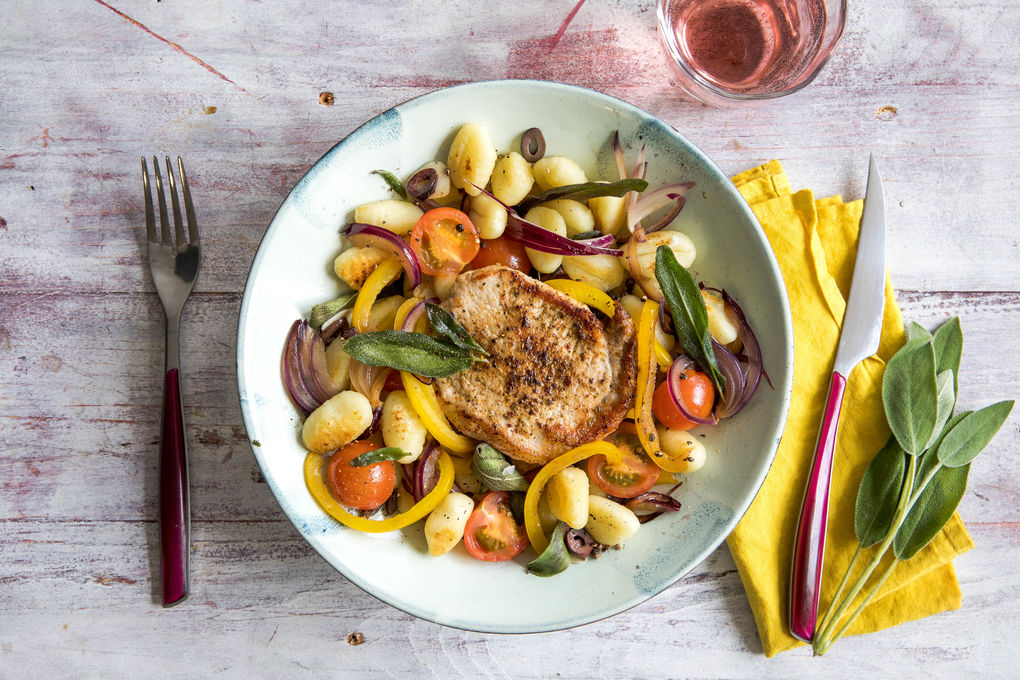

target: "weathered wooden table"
[2,1,1016,677]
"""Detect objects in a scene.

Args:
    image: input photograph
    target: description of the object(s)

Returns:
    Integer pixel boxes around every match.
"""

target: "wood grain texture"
[1,0,1017,677]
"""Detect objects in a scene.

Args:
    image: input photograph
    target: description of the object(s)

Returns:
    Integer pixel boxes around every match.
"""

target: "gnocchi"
[542,199,595,236]
[633,230,697,299]
[448,123,497,196]
[333,246,388,290]
[491,151,534,206]
[468,190,508,239]
[532,156,587,191]
[424,492,474,556]
[323,340,352,392]
[702,289,738,345]
[589,195,627,235]
[659,428,707,473]
[523,206,567,273]
[546,467,589,529]
[414,160,452,200]
[381,390,427,463]
[353,199,423,236]
[585,495,641,545]
[561,253,627,292]
[302,390,373,454]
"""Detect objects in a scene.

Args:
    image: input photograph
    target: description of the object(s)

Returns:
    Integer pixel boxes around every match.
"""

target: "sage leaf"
[309,293,357,330]
[882,337,938,456]
[350,447,408,466]
[527,521,572,577]
[925,370,957,451]
[472,443,529,492]
[932,317,963,396]
[343,330,477,377]
[893,462,970,560]
[425,302,488,356]
[521,178,648,209]
[654,245,725,392]
[936,400,1014,468]
[372,169,408,199]
[854,436,907,547]
[906,321,932,344]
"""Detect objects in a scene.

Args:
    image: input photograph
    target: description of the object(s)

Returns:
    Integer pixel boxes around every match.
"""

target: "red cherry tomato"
[410,207,481,276]
[587,424,660,498]
[652,369,715,431]
[462,491,529,562]
[469,236,531,273]
[327,440,396,511]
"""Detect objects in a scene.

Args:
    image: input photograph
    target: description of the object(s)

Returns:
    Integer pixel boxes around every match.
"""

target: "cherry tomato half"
[462,491,529,562]
[410,207,481,276]
[469,236,531,273]
[327,440,396,511]
[652,369,715,431]
[588,424,660,498]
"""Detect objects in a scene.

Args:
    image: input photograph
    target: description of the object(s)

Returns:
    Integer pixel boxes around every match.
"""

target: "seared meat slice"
[433,265,636,464]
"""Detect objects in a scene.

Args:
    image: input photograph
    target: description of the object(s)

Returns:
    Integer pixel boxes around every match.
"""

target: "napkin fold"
[725,161,975,657]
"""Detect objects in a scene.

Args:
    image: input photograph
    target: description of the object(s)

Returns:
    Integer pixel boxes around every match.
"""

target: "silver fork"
[142,156,201,607]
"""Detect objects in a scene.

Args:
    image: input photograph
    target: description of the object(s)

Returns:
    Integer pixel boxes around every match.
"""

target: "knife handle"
[159,367,190,607]
[789,371,847,642]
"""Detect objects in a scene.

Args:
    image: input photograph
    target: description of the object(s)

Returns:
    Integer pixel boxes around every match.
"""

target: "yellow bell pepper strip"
[304,449,454,533]
[656,468,677,484]
[352,256,402,332]
[524,441,622,555]
[393,296,422,331]
[635,300,662,460]
[544,278,616,318]
[400,370,475,455]
[653,336,673,370]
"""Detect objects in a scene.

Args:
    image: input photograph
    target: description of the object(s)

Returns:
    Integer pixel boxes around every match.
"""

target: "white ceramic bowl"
[237,80,793,633]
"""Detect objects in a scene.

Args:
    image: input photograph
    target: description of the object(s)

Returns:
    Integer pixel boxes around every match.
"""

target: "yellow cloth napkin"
[725,161,975,657]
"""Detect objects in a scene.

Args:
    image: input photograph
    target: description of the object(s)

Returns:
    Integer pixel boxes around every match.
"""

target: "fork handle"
[159,367,190,607]
[789,371,847,642]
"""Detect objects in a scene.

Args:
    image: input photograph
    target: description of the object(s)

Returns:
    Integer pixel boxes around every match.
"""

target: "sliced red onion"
[505,213,623,257]
[667,354,717,425]
[658,303,675,336]
[344,222,421,288]
[627,183,694,234]
[413,441,441,502]
[713,291,765,418]
[400,300,427,332]
[350,359,388,408]
[625,228,663,302]
[632,144,647,181]
[281,320,340,413]
[625,491,683,523]
[574,233,616,248]
[359,405,383,438]
[613,131,628,180]
[711,340,746,420]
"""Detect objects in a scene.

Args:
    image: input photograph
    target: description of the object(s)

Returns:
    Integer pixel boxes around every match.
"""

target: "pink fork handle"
[159,368,190,607]
[789,370,847,642]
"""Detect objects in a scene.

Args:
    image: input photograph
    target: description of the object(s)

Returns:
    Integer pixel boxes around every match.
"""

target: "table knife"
[789,154,887,642]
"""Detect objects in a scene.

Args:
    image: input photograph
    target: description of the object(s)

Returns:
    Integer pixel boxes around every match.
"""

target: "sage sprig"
[372,169,408,199]
[812,317,1013,655]
[350,447,408,466]
[343,329,482,378]
[471,444,529,492]
[309,293,357,330]
[519,178,648,210]
[426,302,488,356]
[654,245,726,392]
[527,521,572,576]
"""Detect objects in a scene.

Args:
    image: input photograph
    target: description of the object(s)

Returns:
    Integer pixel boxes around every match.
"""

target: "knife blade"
[788,154,887,643]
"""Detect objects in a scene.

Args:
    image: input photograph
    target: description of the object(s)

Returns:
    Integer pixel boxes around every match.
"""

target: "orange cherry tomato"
[469,236,531,273]
[587,424,660,498]
[652,369,715,431]
[327,440,396,511]
[462,491,529,562]
[410,207,481,276]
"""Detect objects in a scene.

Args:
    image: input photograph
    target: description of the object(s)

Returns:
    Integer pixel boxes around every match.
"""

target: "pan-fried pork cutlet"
[433,265,636,464]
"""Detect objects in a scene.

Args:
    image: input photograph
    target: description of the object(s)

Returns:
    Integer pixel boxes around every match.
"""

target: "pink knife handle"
[789,371,847,642]
[159,368,190,607]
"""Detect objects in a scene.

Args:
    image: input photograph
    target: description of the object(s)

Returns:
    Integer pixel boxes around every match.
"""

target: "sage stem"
[813,455,917,653]
[815,557,899,655]
[815,543,862,636]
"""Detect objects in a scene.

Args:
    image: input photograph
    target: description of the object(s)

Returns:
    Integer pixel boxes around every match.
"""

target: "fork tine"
[142,157,157,243]
[164,156,187,251]
[176,157,199,246]
[153,157,172,245]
